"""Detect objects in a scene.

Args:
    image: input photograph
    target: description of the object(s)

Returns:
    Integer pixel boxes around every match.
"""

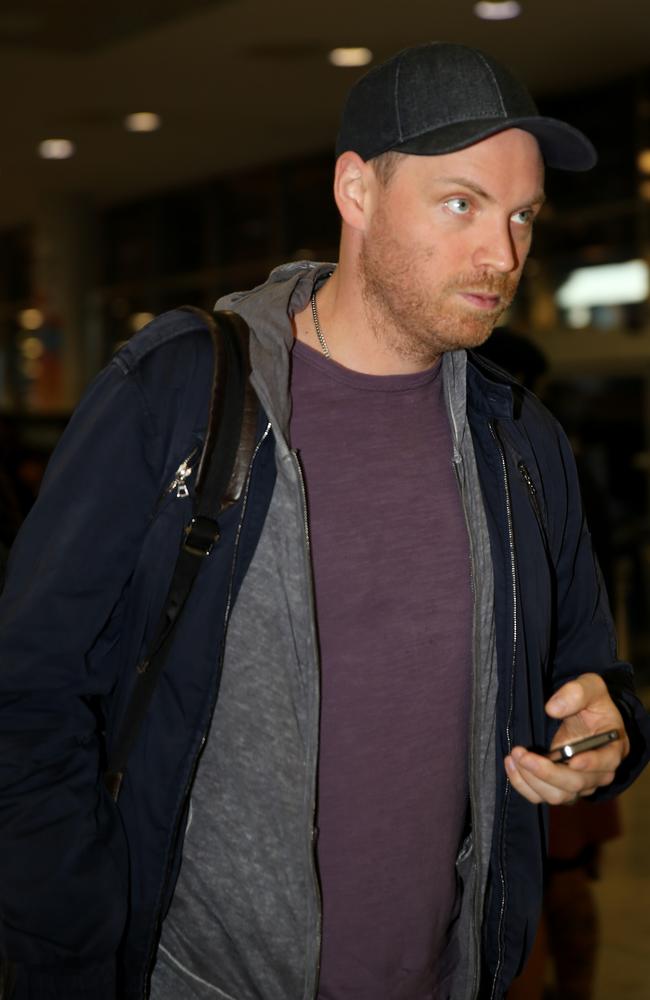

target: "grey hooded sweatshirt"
[151,262,498,1000]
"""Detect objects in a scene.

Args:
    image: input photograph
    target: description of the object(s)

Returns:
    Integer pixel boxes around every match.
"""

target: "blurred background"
[0,1,649,996]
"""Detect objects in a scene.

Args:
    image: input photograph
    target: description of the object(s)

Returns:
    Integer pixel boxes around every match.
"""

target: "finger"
[545,673,607,719]
[512,745,613,785]
[506,749,586,801]
[504,755,544,804]
[564,744,626,773]
[507,747,615,801]
[506,758,606,805]
[505,755,589,804]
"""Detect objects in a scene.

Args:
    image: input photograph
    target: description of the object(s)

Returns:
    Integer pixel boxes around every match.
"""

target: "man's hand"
[504,673,630,805]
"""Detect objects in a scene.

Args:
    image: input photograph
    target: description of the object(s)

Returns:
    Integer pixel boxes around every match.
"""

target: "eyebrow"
[435,175,546,208]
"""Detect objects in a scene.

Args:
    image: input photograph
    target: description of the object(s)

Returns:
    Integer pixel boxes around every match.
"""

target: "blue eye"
[512,209,534,225]
[446,197,471,215]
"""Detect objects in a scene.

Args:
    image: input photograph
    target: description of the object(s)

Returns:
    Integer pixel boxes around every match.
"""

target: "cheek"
[513,226,534,255]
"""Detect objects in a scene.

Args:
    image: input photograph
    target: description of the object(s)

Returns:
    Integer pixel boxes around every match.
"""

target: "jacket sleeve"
[0,359,165,993]
[545,418,650,795]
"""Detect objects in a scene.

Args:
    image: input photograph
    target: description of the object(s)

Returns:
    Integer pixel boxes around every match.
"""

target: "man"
[0,41,648,1000]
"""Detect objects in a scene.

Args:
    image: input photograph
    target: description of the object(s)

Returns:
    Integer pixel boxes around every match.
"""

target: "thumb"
[545,674,606,719]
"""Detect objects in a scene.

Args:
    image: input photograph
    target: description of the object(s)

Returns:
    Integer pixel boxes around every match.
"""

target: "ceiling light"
[124,112,162,133]
[129,312,155,333]
[20,336,45,360]
[328,47,373,68]
[637,149,650,175]
[556,259,649,309]
[38,139,75,160]
[474,1,522,20]
[18,308,44,330]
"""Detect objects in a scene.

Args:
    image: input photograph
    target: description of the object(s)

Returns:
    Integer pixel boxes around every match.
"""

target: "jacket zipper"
[291,451,323,1000]
[157,447,200,505]
[517,461,552,560]
[518,461,537,506]
[140,422,272,999]
[488,422,518,1000]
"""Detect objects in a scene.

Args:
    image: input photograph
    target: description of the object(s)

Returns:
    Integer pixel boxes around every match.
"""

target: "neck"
[294,262,439,376]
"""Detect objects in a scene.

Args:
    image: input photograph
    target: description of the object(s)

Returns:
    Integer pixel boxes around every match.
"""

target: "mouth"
[458,291,503,311]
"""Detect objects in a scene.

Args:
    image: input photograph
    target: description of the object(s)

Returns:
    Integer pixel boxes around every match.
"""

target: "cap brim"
[392,116,597,171]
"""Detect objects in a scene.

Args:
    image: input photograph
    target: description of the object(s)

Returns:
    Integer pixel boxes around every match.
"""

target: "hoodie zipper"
[450,455,484,1000]
[291,450,323,1000]
[141,423,271,999]
[488,421,518,1000]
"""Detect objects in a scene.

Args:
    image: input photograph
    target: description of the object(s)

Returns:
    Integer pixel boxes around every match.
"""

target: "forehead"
[387,129,545,197]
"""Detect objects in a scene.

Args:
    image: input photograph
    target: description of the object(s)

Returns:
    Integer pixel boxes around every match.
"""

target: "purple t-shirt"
[290,341,473,1000]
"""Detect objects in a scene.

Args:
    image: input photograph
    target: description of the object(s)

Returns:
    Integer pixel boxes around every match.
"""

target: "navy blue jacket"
[0,308,648,999]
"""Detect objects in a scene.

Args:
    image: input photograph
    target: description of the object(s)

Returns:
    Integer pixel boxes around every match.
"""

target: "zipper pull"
[164,450,198,500]
[174,459,192,498]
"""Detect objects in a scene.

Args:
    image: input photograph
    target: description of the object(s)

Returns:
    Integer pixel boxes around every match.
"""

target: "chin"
[467,325,498,349]
[432,320,501,356]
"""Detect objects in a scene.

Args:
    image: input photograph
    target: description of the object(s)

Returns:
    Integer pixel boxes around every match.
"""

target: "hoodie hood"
[216,261,335,445]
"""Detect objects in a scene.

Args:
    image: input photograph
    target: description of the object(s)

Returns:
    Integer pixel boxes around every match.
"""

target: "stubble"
[359,213,520,367]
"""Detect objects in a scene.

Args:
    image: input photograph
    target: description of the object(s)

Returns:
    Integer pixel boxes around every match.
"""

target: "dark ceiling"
[0,0,648,228]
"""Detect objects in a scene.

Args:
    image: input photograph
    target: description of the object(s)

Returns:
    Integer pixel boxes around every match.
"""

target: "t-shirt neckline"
[291,338,442,394]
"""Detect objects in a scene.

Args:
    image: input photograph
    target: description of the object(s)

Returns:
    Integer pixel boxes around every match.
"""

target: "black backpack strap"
[104,308,259,802]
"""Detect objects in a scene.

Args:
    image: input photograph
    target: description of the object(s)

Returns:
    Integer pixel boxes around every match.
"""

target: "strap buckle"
[183,516,220,557]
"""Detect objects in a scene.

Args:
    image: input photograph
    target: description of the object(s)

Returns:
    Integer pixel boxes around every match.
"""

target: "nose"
[472,218,519,274]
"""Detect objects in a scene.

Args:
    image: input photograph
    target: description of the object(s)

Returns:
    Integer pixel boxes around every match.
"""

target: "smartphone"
[544,729,619,764]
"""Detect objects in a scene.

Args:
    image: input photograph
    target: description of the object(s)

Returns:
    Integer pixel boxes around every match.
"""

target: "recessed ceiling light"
[637,149,650,175]
[129,312,155,333]
[38,138,75,160]
[474,1,522,20]
[20,336,45,360]
[18,308,44,331]
[124,112,162,133]
[328,47,373,68]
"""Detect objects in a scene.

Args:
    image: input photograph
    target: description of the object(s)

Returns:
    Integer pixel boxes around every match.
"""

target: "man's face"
[358,128,545,364]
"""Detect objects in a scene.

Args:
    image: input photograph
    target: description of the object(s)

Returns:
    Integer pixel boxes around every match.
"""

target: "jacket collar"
[466,350,516,420]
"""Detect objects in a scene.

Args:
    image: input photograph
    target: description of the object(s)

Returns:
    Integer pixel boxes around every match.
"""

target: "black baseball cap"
[336,42,597,171]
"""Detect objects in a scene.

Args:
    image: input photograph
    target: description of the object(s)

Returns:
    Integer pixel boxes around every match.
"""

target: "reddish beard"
[359,242,521,363]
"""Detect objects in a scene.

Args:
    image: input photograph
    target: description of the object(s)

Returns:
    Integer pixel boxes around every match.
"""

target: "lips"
[459,291,502,311]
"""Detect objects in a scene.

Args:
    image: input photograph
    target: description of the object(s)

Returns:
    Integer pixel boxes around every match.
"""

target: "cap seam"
[474,51,507,117]
[391,114,510,148]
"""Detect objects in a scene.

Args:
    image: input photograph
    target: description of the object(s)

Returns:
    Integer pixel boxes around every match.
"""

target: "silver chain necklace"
[310,290,331,359]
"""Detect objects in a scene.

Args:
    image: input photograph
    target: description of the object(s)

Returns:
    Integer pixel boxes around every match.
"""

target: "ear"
[333,151,374,232]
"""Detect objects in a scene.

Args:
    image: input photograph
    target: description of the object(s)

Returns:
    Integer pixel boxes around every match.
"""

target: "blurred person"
[1,42,649,1000]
